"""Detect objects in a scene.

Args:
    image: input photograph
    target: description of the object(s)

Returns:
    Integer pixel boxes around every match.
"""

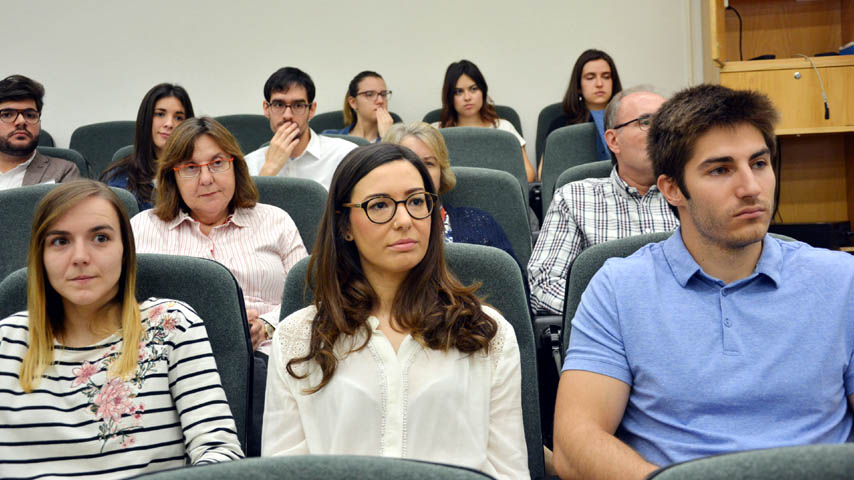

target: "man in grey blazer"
[0,75,80,190]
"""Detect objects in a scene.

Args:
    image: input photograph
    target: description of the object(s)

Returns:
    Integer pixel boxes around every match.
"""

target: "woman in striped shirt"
[0,180,243,479]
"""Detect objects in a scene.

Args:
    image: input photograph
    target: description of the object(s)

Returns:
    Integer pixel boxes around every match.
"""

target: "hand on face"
[375,105,394,138]
[260,122,301,176]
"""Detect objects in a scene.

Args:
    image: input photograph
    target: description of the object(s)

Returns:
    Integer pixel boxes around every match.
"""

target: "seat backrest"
[132,455,498,479]
[253,176,327,253]
[310,110,403,133]
[36,146,91,179]
[107,144,134,176]
[555,159,612,192]
[0,184,139,281]
[562,232,673,355]
[648,444,854,480]
[322,133,371,146]
[541,123,599,217]
[214,114,271,154]
[69,121,136,180]
[0,254,252,453]
[444,166,532,268]
[535,102,563,164]
[280,243,545,478]
[440,127,528,206]
[37,129,55,147]
[422,106,523,136]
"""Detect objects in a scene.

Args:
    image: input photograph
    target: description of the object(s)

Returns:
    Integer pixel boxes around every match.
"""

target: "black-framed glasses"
[266,100,311,116]
[0,108,40,124]
[613,113,652,131]
[173,157,234,178]
[356,90,392,101]
[343,191,437,224]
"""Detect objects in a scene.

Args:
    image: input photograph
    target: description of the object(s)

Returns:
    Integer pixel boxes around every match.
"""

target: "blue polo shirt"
[564,230,854,466]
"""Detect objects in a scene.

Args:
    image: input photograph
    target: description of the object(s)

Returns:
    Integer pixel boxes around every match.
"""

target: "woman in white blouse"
[0,180,242,478]
[262,143,528,479]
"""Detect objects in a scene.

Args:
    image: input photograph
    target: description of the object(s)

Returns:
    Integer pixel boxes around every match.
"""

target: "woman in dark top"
[541,49,622,175]
[384,122,516,263]
[101,83,194,210]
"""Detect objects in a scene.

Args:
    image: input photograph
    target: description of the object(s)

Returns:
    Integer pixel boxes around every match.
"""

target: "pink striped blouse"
[131,203,308,329]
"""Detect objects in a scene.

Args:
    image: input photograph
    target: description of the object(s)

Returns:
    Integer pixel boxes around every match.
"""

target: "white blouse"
[262,305,529,480]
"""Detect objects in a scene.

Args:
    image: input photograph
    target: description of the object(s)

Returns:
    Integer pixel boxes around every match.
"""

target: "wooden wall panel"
[776,134,848,223]
[724,0,842,61]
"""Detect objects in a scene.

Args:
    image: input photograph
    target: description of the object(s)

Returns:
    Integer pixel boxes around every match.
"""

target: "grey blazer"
[22,152,81,186]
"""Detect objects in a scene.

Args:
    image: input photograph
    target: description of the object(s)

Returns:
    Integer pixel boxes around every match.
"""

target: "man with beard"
[552,84,854,479]
[0,75,79,190]
[244,67,355,190]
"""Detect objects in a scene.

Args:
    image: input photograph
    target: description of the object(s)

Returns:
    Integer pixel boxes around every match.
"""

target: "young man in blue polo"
[552,84,854,480]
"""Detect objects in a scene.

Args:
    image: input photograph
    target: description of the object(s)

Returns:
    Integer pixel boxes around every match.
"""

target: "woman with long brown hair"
[0,180,242,478]
[262,143,528,479]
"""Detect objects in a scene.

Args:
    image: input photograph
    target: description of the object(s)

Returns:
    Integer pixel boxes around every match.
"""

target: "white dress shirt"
[262,304,529,480]
[0,152,35,190]
[131,203,307,330]
[244,129,357,190]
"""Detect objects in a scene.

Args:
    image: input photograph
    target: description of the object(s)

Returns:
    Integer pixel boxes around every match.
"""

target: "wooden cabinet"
[704,0,854,225]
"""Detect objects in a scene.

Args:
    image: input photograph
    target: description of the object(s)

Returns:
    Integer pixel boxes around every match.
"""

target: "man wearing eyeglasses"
[0,75,80,191]
[527,86,678,315]
[244,67,356,190]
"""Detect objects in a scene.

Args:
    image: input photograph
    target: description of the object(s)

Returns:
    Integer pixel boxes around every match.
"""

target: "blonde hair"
[20,180,142,392]
[382,122,457,195]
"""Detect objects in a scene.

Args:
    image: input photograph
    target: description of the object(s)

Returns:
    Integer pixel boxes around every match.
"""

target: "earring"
[578,94,583,102]
[344,233,354,241]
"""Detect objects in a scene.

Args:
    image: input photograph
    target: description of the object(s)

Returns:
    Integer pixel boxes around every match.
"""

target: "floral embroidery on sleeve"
[72,302,179,452]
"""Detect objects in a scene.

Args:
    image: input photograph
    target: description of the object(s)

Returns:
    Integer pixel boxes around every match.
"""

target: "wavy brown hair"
[153,116,258,221]
[287,143,498,393]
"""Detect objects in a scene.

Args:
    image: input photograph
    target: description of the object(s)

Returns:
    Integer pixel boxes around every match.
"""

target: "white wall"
[7,0,698,158]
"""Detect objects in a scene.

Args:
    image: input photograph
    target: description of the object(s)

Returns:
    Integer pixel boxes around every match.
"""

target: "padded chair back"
[215,114,271,154]
[0,254,252,453]
[107,144,134,176]
[440,127,528,206]
[562,232,673,355]
[69,121,135,180]
[0,184,139,281]
[253,176,327,253]
[444,166,532,268]
[555,159,612,191]
[132,455,497,479]
[36,146,91,179]
[422,106,523,136]
[541,122,599,217]
[280,243,545,478]
[535,102,563,164]
[37,129,55,147]
[322,133,371,146]
[648,444,854,480]
[310,110,403,133]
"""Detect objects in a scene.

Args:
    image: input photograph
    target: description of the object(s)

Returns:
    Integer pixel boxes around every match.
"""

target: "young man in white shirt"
[244,67,355,190]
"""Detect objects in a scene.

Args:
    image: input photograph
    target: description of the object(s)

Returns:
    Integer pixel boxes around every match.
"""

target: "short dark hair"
[263,67,315,103]
[0,75,46,112]
[440,59,498,128]
[649,84,779,199]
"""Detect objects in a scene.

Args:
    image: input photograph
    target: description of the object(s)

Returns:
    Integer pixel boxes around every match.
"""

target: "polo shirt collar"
[663,229,782,288]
